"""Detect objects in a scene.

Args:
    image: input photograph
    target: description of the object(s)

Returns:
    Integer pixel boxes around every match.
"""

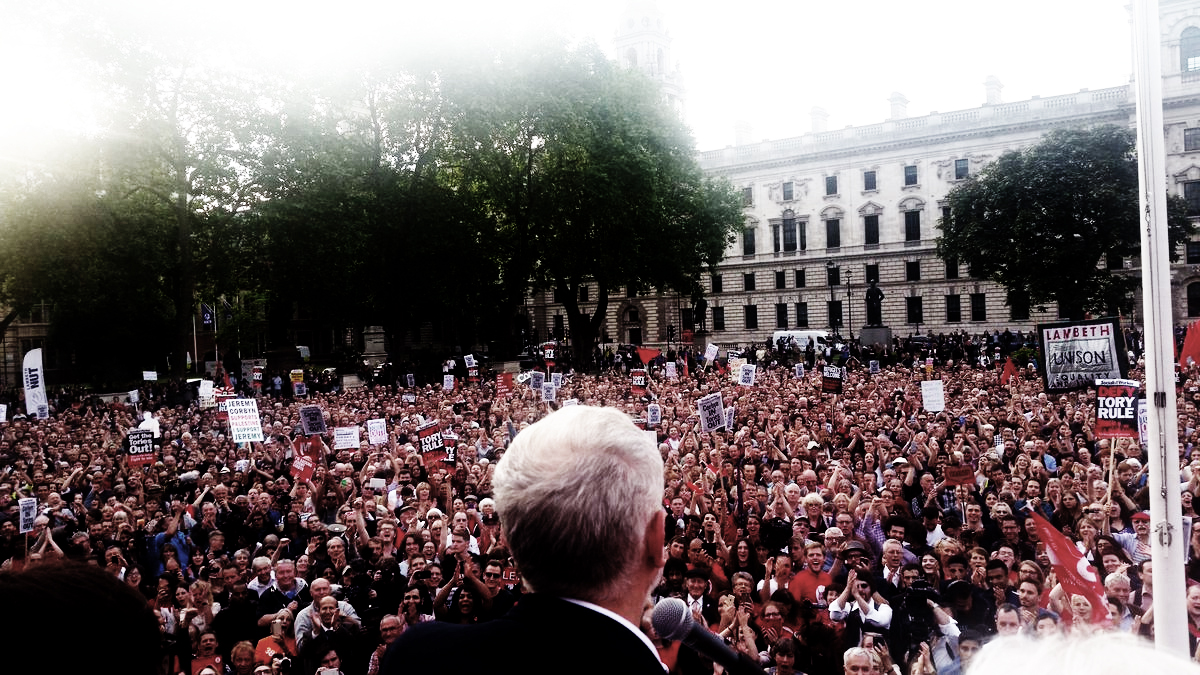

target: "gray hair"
[493,405,662,601]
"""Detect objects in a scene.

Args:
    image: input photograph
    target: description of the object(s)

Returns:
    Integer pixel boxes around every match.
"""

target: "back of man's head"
[494,405,662,601]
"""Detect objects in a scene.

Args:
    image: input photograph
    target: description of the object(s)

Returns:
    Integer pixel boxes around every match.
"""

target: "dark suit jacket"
[382,593,664,675]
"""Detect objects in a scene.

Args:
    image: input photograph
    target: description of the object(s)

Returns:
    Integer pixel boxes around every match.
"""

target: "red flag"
[1000,357,1018,385]
[637,347,662,366]
[1179,321,1200,369]
[1029,512,1110,626]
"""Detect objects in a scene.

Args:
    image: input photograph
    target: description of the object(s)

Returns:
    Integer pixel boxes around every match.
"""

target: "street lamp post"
[825,260,836,332]
[845,269,854,341]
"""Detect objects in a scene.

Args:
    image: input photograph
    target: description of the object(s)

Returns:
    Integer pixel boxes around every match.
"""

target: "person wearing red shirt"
[789,541,832,605]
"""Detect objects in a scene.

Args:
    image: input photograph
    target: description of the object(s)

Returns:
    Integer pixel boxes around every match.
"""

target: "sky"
[0,0,1138,159]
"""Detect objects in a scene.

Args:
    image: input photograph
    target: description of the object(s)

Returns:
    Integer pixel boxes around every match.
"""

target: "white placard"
[1138,398,1148,446]
[199,380,214,398]
[530,371,545,390]
[698,392,725,433]
[869,360,880,374]
[226,398,265,443]
[541,382,557,402]
[406,374,415,387]
[464,354,477,368]
[19,497,37,533]
[334,426,361,449]
[794,363,805,378]
[738,363,756,386]
[367,418,388,445]
[921,380,946,412]
[725,406,736,431]
[0,403,7,423]
[551,372,563,388]
[128,389,140,404]
[645,429,659,445]
[562,398,579,406]
[402,394,416,403]
[647,403,662,426]
[143,370,158,381]
[665,362,677,379]
[443,375,455,390]
[704,344,719,362]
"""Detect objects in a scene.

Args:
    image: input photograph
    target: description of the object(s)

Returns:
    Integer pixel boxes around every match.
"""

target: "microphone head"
[651,597,693,642]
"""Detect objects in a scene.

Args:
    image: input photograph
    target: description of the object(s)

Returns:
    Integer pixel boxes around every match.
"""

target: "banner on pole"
[22,348,47,419]
[921,380,946,412]
[631,369,648,396]
[1094,378,1140,439]
[821,365,844,394]
[18,497,37,534]
[704,344,719,362]
[529,371,545,390]
[647,403,661,427]
[738,363,756,386]
[227,399,265,443]
[698,392,725,433]
[443,375,455,391]
[299,405,327,436]
[126,429,157,467]
[367,418,388,445]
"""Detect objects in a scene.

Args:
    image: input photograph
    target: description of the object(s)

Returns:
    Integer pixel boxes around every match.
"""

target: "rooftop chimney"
[811,106,829,133]
[984,76,1003,105]
[889,92,909,120]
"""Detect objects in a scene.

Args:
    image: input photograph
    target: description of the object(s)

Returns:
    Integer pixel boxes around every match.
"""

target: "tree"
[447,44,743,364]
[937,125,1195,320]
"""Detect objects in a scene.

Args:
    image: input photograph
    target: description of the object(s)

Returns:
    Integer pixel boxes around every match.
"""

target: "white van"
[771,330,832,351]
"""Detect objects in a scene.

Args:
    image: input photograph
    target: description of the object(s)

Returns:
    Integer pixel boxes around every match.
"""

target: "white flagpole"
[1132,0,1188,656]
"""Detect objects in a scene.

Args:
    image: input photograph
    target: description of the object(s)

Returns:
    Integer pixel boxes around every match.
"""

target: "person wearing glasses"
[477,559,515,621]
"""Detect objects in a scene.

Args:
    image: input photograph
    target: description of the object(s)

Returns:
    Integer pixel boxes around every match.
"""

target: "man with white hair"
[383,405,667,674]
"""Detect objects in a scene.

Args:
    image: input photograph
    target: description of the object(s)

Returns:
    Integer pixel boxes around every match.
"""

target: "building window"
[742,186,754,206]
[905,261,921,281]
[904,210,921,241]
[782,181,794,201]
[782,214,799,252]
[904,165,918,186]
[863,170,877,191]
[712,307,725,331]
[825,175,838,195]
[743,273,756,291]
[1185,182,1200,216]
[744,305,758,330]
[906,297,923,324]
[827,266,841,286]
[795,302,809,328]
[743,227,756,256]
[1188,241,1200,264]
[970,293,987,321]
[828,300,843,330]
[954,159,969,180]
[945,257,959,279]
[795,269,806,288]
[946,295,962,323]
[865,264,879,283]
[775,270,786,289]
[864,214,879,246]
[1188,129,1200,152]
[579,285,588,302]
[1183,26,1200,72]
[1190,283,1200,317]
[826,219,841,248]
[711,274,723,294]
[775,303,788,328]
[1009,291,1030,321]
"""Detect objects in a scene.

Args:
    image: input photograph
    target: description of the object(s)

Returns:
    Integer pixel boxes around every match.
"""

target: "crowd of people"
[0,323,1195,675]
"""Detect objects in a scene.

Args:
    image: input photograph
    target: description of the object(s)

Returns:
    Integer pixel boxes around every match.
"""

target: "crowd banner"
[698,392,725,432]
[869,360,880,374]
[495,373,513,398]
[199,380,214,398]
[1138,398,1148,446]
[299,405,327,436]
[529,371,545,390]
[333,426,360,450]
[738,363,756,387]
[464,354,476,368]
[631,369,648,396]
[1094,378,1140,439]
[794,363,805,379]
[143,370,158,381]
[647,403,662,427]
[126,429,157,467]
[417,421,443,457]
[129,389,140,404]
[821,365,844,394]
[541,382,556,402]
[704,343,719,363]
[1037,317,1129,392]
[367,418,388,445]
[19,498,37,534]
[406,374,415,388]
[443,375,455,391]
[665,362,677,379]
[725,406,736,431]
[921,380,946,412]
[22,348,48,419]
[551,372,563,388]
[227,399,265,443]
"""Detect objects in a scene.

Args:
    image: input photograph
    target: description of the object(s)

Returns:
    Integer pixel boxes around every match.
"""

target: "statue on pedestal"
[865,281,884,327]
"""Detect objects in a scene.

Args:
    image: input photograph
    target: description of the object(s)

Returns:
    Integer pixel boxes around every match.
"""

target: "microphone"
[651,597,767,675]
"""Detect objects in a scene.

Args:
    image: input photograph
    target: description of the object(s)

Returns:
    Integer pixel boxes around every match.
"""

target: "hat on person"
[839,540,869,560]
[1131,511,1151,522]
[684,567,710,580]
[945,579,973,599]
[890,458,909,467]
[397,499,418,514]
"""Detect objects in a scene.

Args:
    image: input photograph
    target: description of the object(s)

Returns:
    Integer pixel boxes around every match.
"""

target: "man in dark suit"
[382,405,667,675]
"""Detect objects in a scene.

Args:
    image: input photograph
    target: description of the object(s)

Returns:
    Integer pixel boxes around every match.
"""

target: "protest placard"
[530,371,545,390]
[0,404,6,423]
[869,360,880,374]
[293,382,307,397]
[290,369,305,384]
[417,421,443,457]
[1037,317,1128,392]
[698,392,725,432]
[647,403,661,427]
[551,372,563,388]
[921,380,946,412]
[128,389,140,404]
[299,405,327,436]
[631,369,648,395]
[198,380,214,398]
[1138,398,1148,446]
[496,373,513,398]
[665,362,677,379]
[290,455,315,482]
[821,365,844,394]
[725,406,736,431]
[367,418,388,445]
[333,426,360,450]
[794,364,804,379]
[443,375,455,391]
[406,374,415,388]
[126,429,157,467]
[19,497,37,534]
[541,383,556,402]
[226,398,264,443]
[738,363,756,387]
[944,465,976,486]
[562,398,579,406]
[704,344,719,362]
[464,354,476,368]
[143,371,157,381]
[1094,379,1140,439]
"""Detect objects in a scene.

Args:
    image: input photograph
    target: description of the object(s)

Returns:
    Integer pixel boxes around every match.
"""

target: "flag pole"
[1132,0,1188,656]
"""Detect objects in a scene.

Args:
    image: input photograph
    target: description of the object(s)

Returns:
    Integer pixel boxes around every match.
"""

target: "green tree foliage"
[938,125,1195,320]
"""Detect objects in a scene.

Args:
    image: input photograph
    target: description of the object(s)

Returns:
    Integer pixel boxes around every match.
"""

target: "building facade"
[522,0,1200,351]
